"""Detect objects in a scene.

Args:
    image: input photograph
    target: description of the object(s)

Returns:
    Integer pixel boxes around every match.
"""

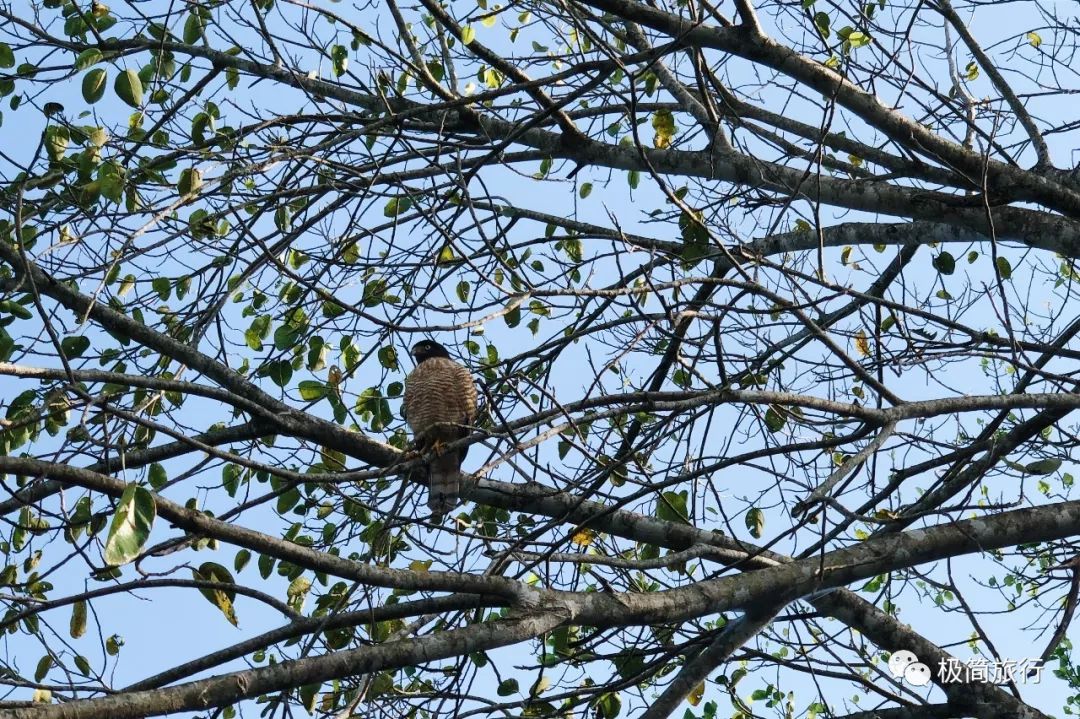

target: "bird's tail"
[427,452,461,519]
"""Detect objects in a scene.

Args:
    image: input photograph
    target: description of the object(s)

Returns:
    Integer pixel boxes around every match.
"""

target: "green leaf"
[234,549,251,573]
[0,300,31,319]
[245,315,271,351]
[298,380,329,401]
[183,12,205,44]
[745,507,765,538]
[656,491,689,525]
[377,345,399,370]
[1024,458,1061,475]
[322,300,345,318]
[627,169,640,190]
[74,48,103,70]
[814,11,831,38]
[274,206,291,232]
[300,683,319,713]
[151,277,171,301]
[504,302,521,328]
[148,463,168,489]
[764,407,786,433]
[383,196,412,217]
[0,43,13,69]
[103,484,156,566]
[35,655,51,682]
[70,600,87,639]
[426,59,445,82]
[264,360,293,387]
[594,692,622,718]
[222,464,241,496]
[273,323,302,350]
[342,242,359,263]
[932,251,955,275]
[497,678,519,696]
[579,182,592,198]
[276,486,301,514]
[114,69,143,108]
[177,168,202,196]
[331,44,348,77]
[61,335,90,358]
[306,337,327,371]
[995,256,1012,280]
[191,562,238,627]
[258,553,274,579]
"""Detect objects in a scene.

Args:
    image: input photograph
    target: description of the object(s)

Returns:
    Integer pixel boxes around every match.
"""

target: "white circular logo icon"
[888,650,918,678]
[904,662,932,687]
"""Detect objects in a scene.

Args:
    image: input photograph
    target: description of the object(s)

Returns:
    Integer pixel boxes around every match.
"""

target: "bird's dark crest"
[410,339,451,363]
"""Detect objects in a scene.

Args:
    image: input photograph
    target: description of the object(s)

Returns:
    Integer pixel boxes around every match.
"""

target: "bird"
[402,339,478,519]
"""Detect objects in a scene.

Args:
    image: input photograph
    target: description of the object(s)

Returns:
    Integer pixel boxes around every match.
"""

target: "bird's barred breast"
[403,357,477,436]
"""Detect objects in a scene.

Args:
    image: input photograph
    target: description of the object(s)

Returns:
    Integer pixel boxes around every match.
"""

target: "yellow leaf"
[651,108,677,149]
[461,25,475,44]
[571,528,595,547]
[854,329,871,357]
[287,577,311,613]
[688,680,705,706]
[409,559,432,572]
[32,689,52,704]
[192,562,239,626]
[1027,31,1042,48]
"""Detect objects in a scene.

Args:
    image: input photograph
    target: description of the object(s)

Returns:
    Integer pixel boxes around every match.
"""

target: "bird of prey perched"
[402,339,477,518]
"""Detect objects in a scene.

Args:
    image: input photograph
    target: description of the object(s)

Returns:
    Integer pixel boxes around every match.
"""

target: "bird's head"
[410,339,451,363]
